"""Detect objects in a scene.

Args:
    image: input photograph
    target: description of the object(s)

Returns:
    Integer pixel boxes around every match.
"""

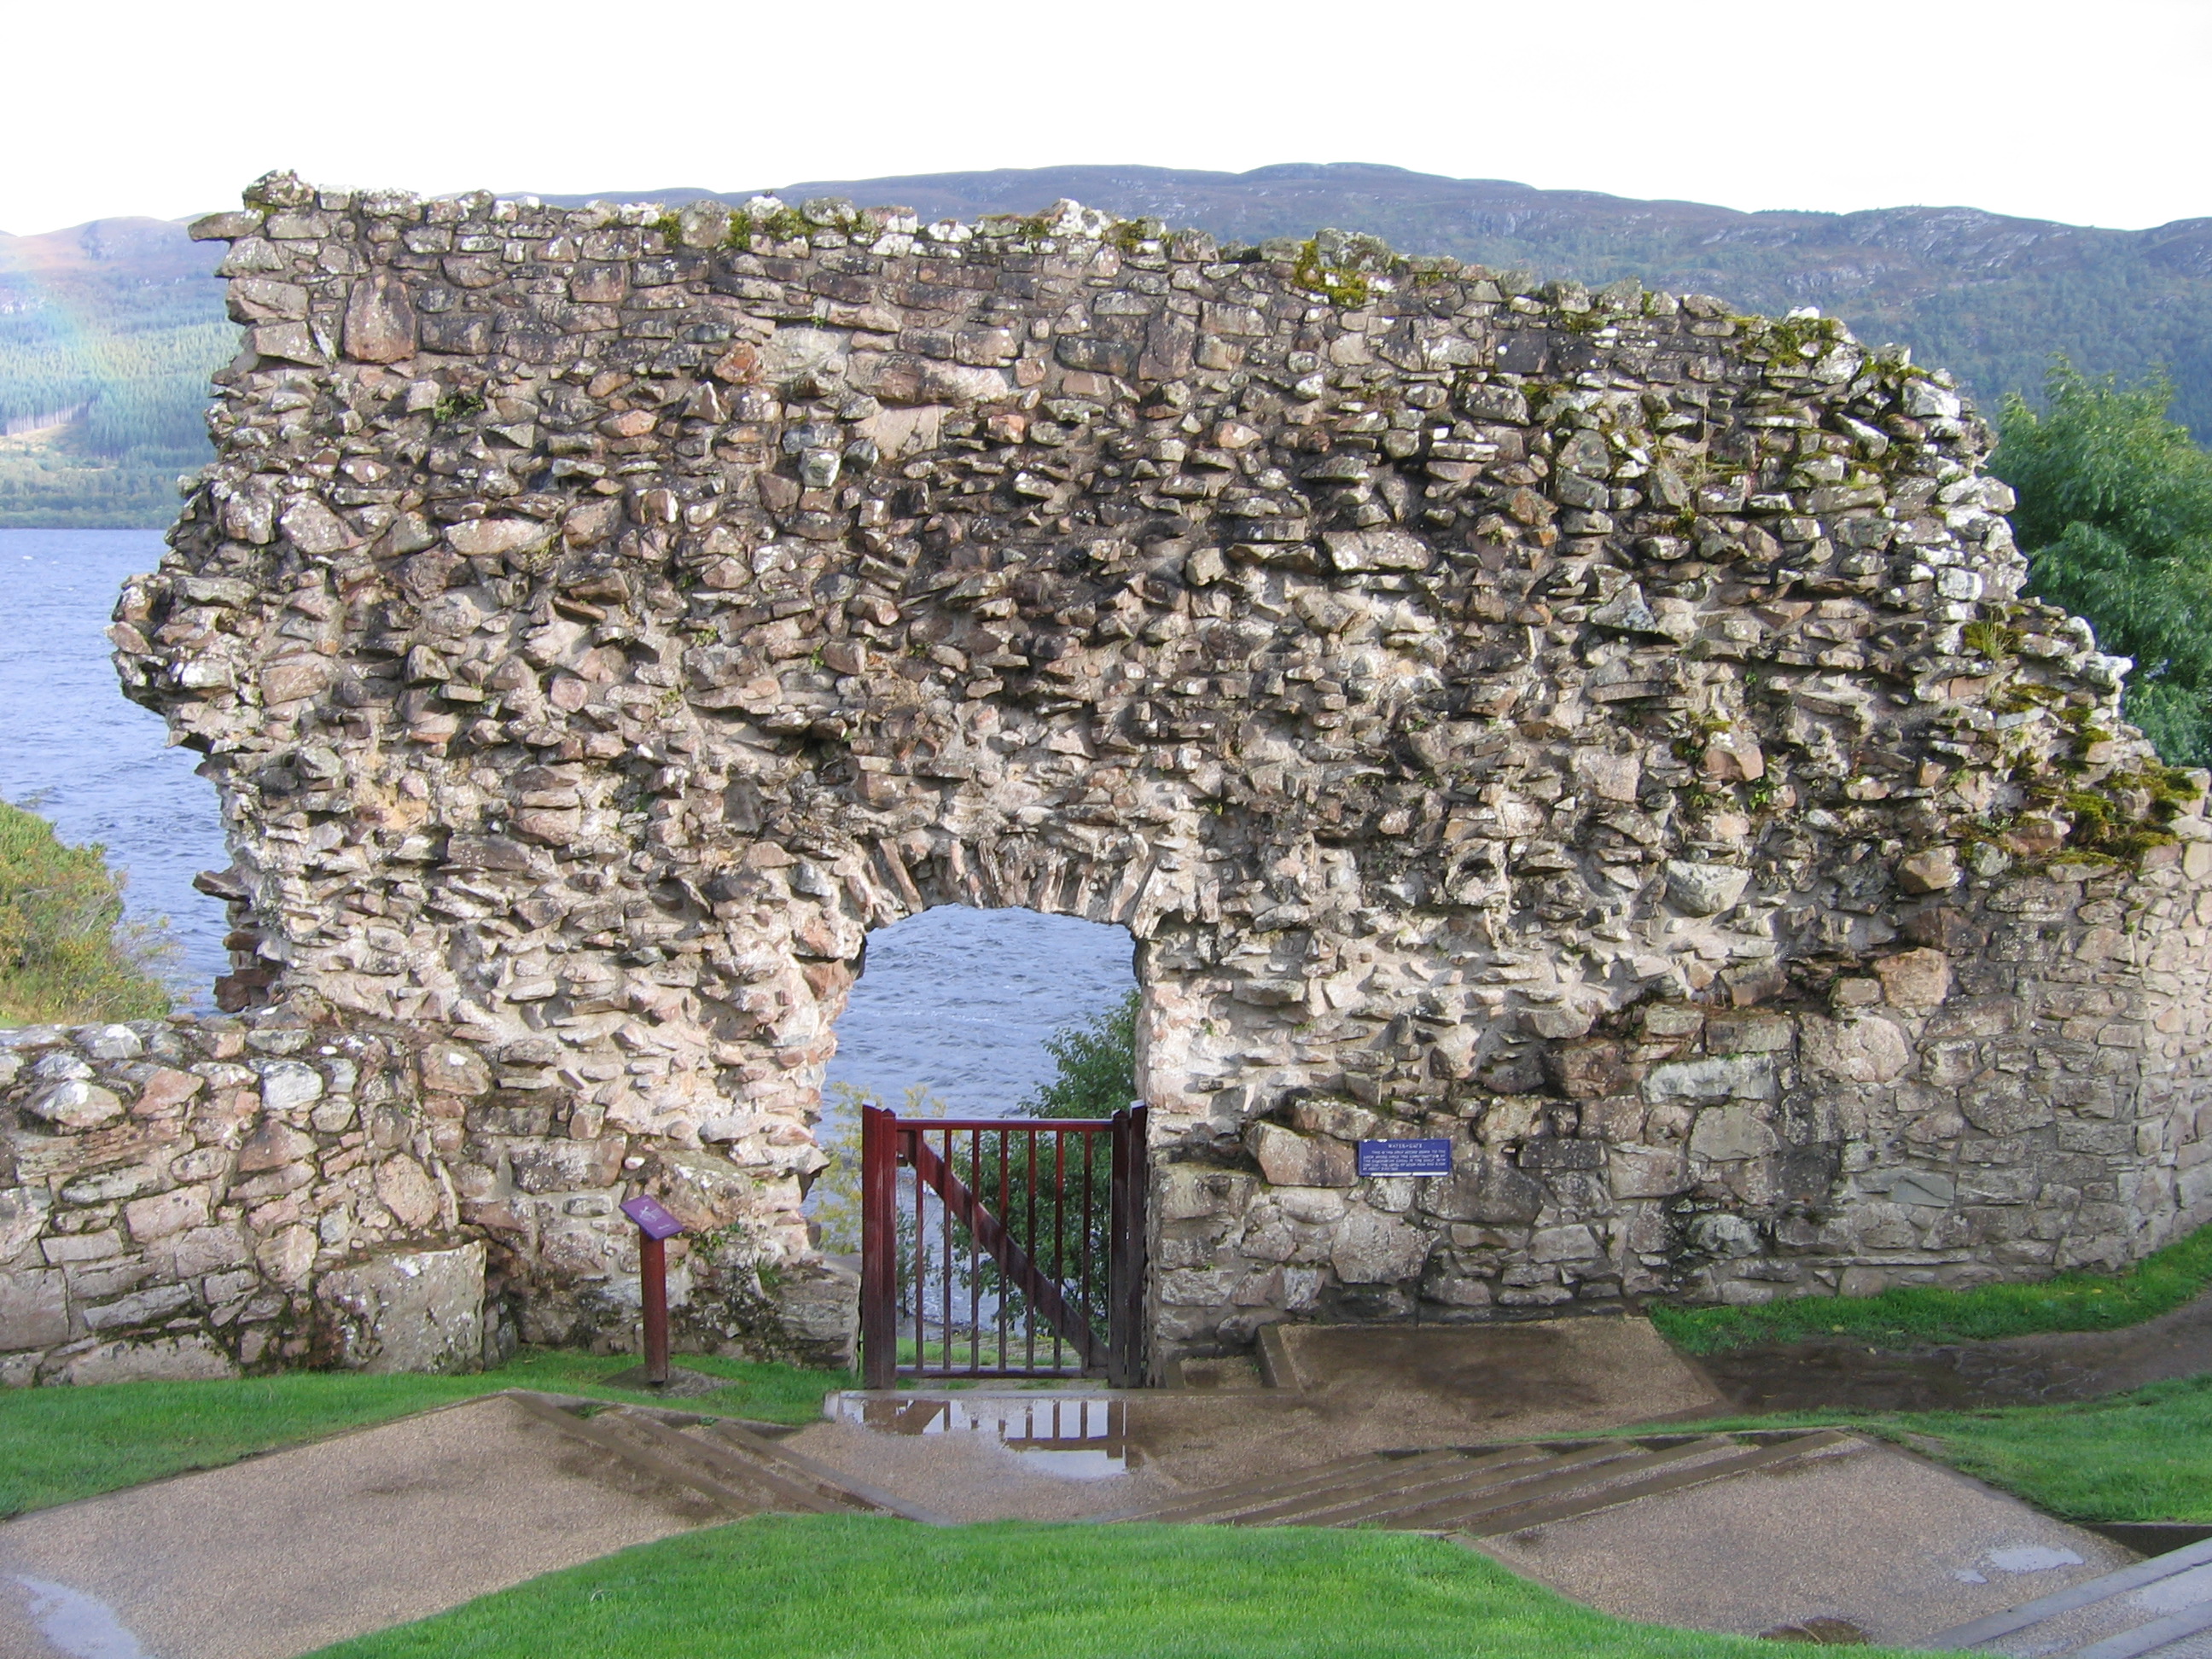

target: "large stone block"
[62,1336,239,1385]
[316,1243,486,1373]
[0,1267,67,1352]
[1330,1208,1433,1284]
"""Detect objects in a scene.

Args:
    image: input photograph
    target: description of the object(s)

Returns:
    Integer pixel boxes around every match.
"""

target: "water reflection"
[835,1394,1138,1479]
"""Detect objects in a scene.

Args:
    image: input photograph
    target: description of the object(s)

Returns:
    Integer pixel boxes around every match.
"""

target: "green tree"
[1016,988,1138,1120]
[1995,362,2212,765]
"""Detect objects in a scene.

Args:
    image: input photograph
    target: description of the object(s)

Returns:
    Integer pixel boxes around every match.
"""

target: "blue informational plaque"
[1356,1138,1454,1178]
[620,1195,685,1240]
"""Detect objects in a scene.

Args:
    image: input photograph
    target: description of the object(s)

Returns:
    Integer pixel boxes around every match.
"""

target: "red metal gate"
[859,1104,1148,1388]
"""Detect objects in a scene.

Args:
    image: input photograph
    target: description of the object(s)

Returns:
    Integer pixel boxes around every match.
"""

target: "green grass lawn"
[308,1514,1883,1659]
[0,1347,850,1519]
[1651,1222,2212,1354]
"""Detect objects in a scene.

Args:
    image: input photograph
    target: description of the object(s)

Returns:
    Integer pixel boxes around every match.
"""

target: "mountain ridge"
[5,161,2210,526]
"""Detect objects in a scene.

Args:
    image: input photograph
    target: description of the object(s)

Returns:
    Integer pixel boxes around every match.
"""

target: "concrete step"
[1103,1429,1850,1535]
[1927,1537,2212,1657]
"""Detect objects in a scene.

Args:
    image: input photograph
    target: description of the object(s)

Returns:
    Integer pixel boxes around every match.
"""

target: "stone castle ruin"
[4,169,2211,1383]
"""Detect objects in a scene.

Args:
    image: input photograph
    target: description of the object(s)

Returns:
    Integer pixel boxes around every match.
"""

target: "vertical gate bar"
[939,1126,953,1377]
[1079,1127,1095,1345]
[1108,1109,1126,1384]
[968,1126,981,1376]
[1024,1127,1039,1373]
[911,1132,920,1380]
[1051,1130,1067,1373]
[996,1126,1010,1373]
[1130,1103,1150,1385]
[911,1127,923,1377]
[859,1106,895,1388]
[1109,1104,1150,1388]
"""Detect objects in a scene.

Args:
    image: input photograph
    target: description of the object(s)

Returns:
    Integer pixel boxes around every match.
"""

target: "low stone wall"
[1160,843,2212,1340]
[8,168,2209,1382]
[0,1009,853,1383]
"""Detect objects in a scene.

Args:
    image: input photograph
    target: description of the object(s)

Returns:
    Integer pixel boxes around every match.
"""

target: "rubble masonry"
[4,172,2210,1382]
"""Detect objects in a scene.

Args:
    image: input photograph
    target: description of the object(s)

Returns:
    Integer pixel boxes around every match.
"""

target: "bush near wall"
[0,800,170,1023]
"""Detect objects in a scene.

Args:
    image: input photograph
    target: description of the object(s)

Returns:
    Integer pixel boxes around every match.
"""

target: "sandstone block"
[420,1043,492,1096]
[238,1119,317,1171]
[343,268,419,362]
[1,1186,50,1261]
[1330,1208,1433,1284]
[27,1080,124,1129]
[1417,1155,1543,1225]
[1689,1108,1780,1162]
[375,1156,443,1229]
[1248,1122,1356,1188]
[1802,1014,1913,1083]
[1665,860,1750,917]
[1898,846,1962,894]
[1644,1054,1777,1103]
[445,518,555,557]
[135,1067,206,1115]
[1876,947,1953,1008]
[64,1336,239,1385]
[0,1267,67,1352]
[259,1060,324,1110]
[316,1243,486,1373]
[256,1223,317,1288]
[125,1185,212,1243]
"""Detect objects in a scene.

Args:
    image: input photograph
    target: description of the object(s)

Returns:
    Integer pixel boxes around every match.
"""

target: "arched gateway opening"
[63,176,2210,1388]
[813,905,1138,1384]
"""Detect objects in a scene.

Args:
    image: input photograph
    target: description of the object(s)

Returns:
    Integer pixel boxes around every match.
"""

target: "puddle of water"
[1988,1545,2085,1575]
[10,1576,150,1659]
[835,1394,1139,1479]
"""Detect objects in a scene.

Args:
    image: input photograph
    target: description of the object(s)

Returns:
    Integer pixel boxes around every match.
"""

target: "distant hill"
[9,161,2212,526]
[0,217,233,527]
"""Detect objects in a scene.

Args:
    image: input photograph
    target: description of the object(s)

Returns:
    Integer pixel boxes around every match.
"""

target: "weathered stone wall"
[7,167,2210,1381]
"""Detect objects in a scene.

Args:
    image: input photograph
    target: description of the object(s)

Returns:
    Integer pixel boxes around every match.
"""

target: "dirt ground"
[1693,1284,2212,1412]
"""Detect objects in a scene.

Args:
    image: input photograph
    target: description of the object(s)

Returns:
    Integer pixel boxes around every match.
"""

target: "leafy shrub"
[0,800,172,1023]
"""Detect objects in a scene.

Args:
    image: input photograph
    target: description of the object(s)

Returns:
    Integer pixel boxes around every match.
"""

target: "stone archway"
[69,175,2212,1381]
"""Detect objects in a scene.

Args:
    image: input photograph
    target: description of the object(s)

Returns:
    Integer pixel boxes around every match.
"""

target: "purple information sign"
[620,1195,685,1240]
[1356,1138,1453,1178]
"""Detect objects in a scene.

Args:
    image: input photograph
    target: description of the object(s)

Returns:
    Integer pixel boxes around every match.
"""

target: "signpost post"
[620,1195,684,1388]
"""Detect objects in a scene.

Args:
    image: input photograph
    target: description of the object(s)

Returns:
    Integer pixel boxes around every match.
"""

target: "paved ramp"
[0,1392,920,1659]
[1928,1537,2212,1658]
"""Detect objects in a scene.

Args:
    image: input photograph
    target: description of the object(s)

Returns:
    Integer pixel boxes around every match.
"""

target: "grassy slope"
[1650,1222,2212,1354]
[311,1515,1841,1659]
[0,1348,849,1520]
[1648,1371,2212,1525]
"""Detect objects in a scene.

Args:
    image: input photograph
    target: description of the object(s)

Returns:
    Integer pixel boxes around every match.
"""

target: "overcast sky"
[8,0,2207,237]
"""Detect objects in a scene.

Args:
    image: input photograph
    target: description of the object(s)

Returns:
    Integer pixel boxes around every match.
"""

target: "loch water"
[0,528,1133,1114]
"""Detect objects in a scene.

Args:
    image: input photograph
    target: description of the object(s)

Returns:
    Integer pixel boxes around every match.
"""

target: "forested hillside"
[0,216,232,526]
[8,162,2212,524]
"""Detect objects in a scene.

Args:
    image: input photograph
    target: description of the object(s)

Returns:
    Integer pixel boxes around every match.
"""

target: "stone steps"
[503,1390,952,1524]
[1926,1537,2212,1658]
[1102,1428,1852,1534]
